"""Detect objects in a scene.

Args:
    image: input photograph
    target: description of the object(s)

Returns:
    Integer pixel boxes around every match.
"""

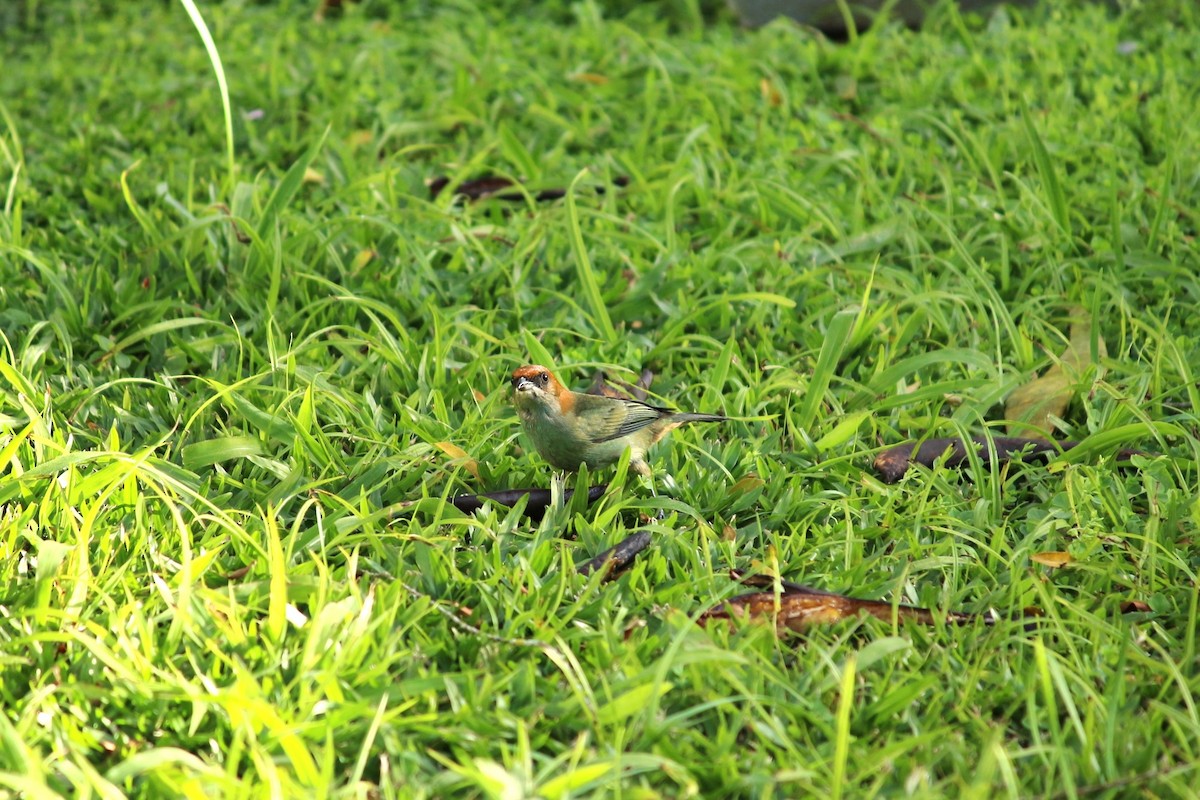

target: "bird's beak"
[514,377,535,392]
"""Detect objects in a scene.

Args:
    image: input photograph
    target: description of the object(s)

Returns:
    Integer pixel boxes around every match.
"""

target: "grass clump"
[1,0,1198,797]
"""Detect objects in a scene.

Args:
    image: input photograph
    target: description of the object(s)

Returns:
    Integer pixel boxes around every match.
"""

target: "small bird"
[510,364,727,477]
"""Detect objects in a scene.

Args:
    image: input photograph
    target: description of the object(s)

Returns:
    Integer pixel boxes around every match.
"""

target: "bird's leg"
[634,464,667,521]
[650,472,679,520]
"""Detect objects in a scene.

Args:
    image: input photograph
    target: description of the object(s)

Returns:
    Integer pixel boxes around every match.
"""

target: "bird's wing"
[575,395,672,444]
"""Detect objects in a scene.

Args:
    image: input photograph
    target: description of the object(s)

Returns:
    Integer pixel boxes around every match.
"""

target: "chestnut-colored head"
[511,364,570,412]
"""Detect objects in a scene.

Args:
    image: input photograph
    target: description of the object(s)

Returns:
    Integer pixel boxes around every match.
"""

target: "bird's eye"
[538,373,549,385]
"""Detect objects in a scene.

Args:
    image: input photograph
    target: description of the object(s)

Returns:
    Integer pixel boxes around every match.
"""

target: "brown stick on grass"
[873,436,1142,484]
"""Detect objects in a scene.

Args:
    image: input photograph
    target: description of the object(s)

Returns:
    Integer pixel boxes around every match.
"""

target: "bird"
[510,364,728,477]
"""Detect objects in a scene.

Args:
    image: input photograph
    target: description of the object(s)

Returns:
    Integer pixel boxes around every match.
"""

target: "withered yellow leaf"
[727,474,765,495]
[433,441,480,480]
[1006,311,1107,438]
[347,130,373,149]
[1031,551,1073,568]
[759,78,782,107]
[350,249,376,272]
[571,72,609,85]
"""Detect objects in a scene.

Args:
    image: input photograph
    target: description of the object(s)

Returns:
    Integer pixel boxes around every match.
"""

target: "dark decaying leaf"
[317,0,357,17]
[700,572,996,632]
[587,369,654,402]
[1119,600,1152,614]
[576,531,653,579]
[1006,314,1107,438]
[449,484,608,521]
[872,436,1141,484]
[223,562,255,581]
[428,174,629,203]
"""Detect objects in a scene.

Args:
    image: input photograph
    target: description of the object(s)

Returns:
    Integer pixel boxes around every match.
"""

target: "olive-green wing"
[574,395,671,444]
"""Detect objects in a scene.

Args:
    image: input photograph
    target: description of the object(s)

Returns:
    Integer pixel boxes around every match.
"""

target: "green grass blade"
[831,653,857,800]
[521,329,557,369]
[4,3,1200,796]
[1020,99,1071,241]
[180,436,266,469]
[178,0,235,184]
[795,307,857,434]
[565,169,617,344]
[258,125,331,240]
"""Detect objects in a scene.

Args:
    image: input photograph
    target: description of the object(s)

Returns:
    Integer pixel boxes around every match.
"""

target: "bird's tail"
[673,413,728,424]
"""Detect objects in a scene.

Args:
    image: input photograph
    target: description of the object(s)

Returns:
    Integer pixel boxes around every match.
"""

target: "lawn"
[1,0,1198,797]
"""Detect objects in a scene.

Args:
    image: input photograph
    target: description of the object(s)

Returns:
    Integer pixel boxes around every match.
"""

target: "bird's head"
[511,364,569,413]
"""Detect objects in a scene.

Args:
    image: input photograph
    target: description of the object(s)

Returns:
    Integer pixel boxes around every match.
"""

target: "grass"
[1,0,1199,796]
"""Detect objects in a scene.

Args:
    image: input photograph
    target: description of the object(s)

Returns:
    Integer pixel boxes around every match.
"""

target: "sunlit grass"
[1,0,1199,796]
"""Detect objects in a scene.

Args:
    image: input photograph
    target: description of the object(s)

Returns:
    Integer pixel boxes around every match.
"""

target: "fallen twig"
[576,531,653,579]
[448,484,609,521]
[428,174,629,203]
[873,436,1142,484]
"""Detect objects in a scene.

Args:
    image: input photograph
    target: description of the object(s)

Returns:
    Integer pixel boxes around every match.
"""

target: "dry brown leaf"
[224,561,255,581]
[433,441,480,480]
[1119,600,1151,614]
[1031,551,1073,568]
[699,573,988,633]
[700,590,982,632]
[1006,313,1107,438]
